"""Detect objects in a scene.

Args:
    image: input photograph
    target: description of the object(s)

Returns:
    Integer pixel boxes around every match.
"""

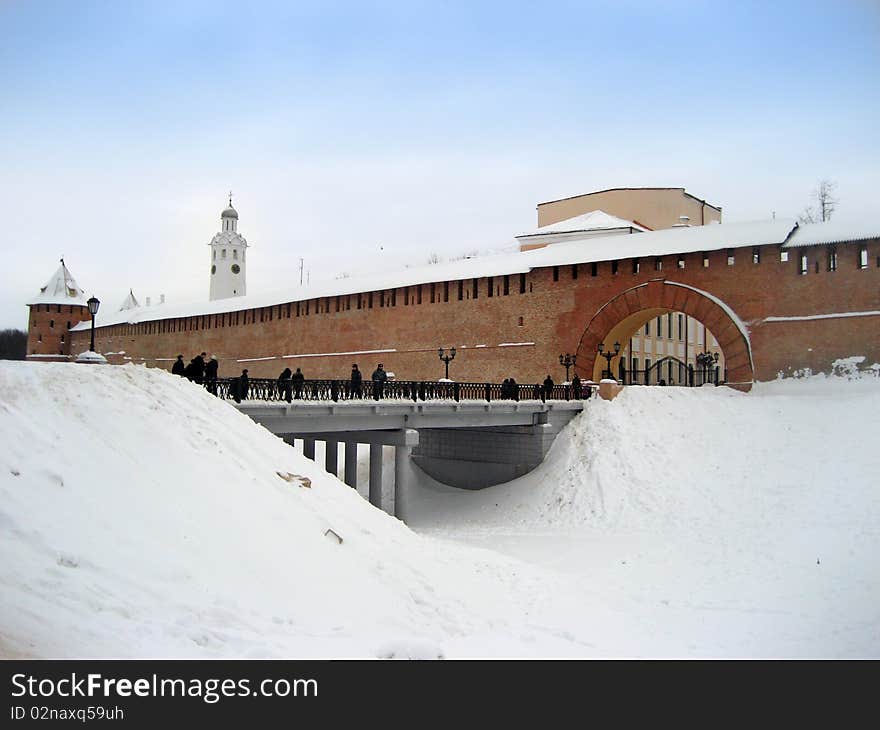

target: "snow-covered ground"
[1,361,878,658]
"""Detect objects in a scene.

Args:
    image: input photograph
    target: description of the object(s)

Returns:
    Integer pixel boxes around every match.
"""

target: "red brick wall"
[67,238,880,385]
[27,304,91,361]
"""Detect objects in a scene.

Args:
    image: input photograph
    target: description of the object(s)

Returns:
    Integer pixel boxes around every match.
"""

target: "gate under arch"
[575,279,755,390]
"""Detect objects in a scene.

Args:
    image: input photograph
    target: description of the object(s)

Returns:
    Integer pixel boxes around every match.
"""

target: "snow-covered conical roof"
[27,260,89,307]
[118,289,140,311]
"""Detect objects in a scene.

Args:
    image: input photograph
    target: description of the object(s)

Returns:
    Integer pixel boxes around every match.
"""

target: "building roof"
[516,210,649,239]
[221,205,239,219]
[76,217,819,332]
[118,289,140,311]
[537,186,722,213]
[784,218,880,248]
[27,260,90,307]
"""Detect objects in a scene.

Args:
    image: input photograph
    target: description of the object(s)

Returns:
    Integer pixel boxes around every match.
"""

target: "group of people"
[275,363,389,402]
[172,352,219,394]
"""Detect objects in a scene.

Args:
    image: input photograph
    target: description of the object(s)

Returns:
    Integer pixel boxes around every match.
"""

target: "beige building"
[537,186,722,230]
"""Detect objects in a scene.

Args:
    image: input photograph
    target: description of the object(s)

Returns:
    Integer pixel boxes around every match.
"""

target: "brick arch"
[574,278,755,390]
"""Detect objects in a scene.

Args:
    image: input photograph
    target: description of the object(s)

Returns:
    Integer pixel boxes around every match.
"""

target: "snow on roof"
[75,218,799,331]
[516,210,649,238]
[118,289,140,311]
[785,219,880,248]
[27,261,90,307]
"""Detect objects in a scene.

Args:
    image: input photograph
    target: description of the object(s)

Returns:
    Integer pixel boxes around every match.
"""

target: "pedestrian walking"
[571,373,581,399]
[371,363,388,400]
[236,369,249,402]
[171,354,185,377]
[543,374,555,398]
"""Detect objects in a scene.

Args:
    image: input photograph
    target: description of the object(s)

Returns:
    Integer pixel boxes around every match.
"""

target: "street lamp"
[559,352,576,382]
[87,296,100,353]
[597,341,621,380]
[695,351,719,384]
[438,346,456,380]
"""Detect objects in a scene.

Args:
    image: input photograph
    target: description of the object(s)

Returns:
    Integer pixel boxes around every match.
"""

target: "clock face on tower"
[231,264,240,274]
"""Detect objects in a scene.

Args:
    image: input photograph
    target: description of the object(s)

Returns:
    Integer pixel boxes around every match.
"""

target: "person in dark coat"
[204,355,219,395]
[371,363,387,400]
[292,367,305,399]
[571,373,581,399]
[171,354,185,377]
[190,352,207,384]
[349,363,363,399]
[500,378,511,399]
[509,377,519,402]
[237,369,249,402]
[278,367,292,403]
[543,374,555,399]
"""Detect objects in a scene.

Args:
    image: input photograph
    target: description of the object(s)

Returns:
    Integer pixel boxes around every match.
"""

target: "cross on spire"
[228,190,233,207]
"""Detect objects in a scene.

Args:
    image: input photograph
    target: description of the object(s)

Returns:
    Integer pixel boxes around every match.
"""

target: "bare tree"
[799,179,838,223]
[427,252,442,265]
[0,328,27,360]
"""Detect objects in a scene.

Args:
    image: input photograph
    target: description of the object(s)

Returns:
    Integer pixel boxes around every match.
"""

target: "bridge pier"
[369,444,383,510]
[303,437,315,461]
[343,441,357,488]
[324,439,339,479]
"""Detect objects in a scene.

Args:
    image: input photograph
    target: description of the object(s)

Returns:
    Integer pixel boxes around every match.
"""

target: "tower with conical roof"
[26,259,92,361]
[209,193,248,301]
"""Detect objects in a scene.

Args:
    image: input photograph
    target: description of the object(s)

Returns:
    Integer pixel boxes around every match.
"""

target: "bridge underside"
[236,400,583,520]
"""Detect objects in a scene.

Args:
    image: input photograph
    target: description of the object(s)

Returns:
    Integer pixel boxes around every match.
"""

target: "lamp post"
[87,296,100,353]
[695,351,719,384]
[559,353,576,382]
[438,346,456,380]
[597,341,620,380]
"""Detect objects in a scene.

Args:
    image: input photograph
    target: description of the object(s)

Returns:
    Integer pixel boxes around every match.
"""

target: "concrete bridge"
[236,398,584,521]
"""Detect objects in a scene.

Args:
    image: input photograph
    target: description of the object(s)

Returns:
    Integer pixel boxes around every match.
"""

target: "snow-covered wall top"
[785,219,880,248]
[72,216,880,332]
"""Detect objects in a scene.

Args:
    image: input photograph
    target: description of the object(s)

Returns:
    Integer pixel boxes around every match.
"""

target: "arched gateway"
[576,279,755,390]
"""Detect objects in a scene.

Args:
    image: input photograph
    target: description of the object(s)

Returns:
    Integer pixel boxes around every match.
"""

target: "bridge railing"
[207,378,592,404]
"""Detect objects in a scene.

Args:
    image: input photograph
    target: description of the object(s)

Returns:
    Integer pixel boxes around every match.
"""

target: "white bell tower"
[209,192,248,301]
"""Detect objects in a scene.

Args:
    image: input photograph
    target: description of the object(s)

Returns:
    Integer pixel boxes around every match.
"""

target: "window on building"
[654,258,662,272]
[678,314,684,340]
[611,260,619,275]
[222,249,227,258]
[503,275,509,295]
[632,259,640,274]
[800,254,808,275]
[66,321,71,329]
[49,320,54,328]
[859,248,868,270]
[552,266,559,282]
[444,281,450,302]
[233,250,238,260]
[780,250,789,262]
[368,292,373,308]
[37,333,42,342]
[727,250,735,266]
[518,316,524,326]
[702,253,709,268]
[519,273,526,293]
[752,247,761,264]
[645,358,652,383]
[417,286,422,304]
[667,313,673,337]
[472,279,479,299]
[656,317,662,338]
[828,248,838,272]
[570,264,577,279]
[677,256,685,269]
[458,281,464,300]
[645,321,650,336]
[487,277,493,297]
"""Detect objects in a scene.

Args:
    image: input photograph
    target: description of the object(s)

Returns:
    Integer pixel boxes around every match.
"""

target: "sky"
[2,0,879,329]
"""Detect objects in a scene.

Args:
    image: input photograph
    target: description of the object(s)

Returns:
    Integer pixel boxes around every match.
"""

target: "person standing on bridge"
[204,355,219,395]
[349,363,363,399]
[237,369,249,402]
[372,363,387,400]
[571,373,581,399]
[543,374,555,399]
[172,354,185,377]
[278,367,292,402]
[292,367,305,399]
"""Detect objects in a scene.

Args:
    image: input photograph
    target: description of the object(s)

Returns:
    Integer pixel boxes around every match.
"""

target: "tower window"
[49,320,54,328]
[632,259,640,275]
[727,250,735,266]
[780,250,789,262]
[611,260,619,275]
[655,258,662,271]
[799,254,808,275]
[222,249,227,259]
[591,262,598,277]
[677,256,685,269]
[859,248,868,270]
[519,273,526,293]
[702,253,709,268]
[828,248,837,272]
[752,247,761,264]
[571,265,578,279]
[552,266,559,282]
[233,250,238,260]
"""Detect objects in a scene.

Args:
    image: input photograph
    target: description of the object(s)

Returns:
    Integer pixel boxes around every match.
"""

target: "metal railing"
[201,378,595,404]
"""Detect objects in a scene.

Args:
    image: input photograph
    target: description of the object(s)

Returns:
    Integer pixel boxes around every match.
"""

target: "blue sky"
[2,0,878,328]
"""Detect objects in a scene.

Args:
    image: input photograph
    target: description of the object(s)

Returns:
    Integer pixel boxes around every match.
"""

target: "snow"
[1,361,878,658]
[763,310,880,322]
[71,218,799,332]
[27,261,90,308]
[786,218,880,247]
[516,210,648,238]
